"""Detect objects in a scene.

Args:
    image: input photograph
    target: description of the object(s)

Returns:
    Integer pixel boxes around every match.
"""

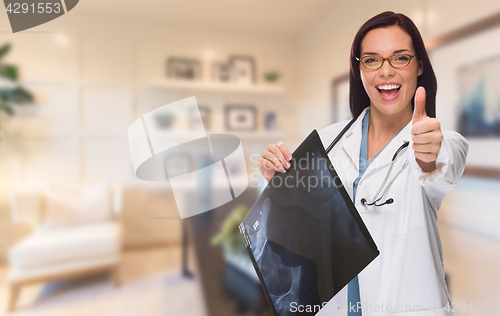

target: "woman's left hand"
[411,86,443,173]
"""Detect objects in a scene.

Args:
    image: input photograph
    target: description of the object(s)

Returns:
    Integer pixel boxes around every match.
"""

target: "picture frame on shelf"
[167,57,202,80]
[213,62,232,82]
[225,105,257,131]
[229,55,256,85]
[165,154,191,178]
[189,105,211,130]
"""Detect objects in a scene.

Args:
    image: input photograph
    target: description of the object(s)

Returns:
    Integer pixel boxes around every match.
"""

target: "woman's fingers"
[414,151,438,163]
[412,132,440,145]
[262,149,286,173]
[258,141,293,181]
[411,142,440,153]
[276,142,292,161]
[258,157,275,171]
[258,157,277,182]
[411,118,441,135]
[267,142,292,170]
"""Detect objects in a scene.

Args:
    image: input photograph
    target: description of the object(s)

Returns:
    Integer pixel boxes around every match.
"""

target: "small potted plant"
[154,112,176,129]
[263,71,281,83]
[0,43,34,142]
[211,205,258,281]
[0,43,34,121]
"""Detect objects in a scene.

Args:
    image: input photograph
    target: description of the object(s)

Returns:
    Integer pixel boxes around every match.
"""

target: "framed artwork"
[167,57,202,80]
[225,105,257,131]
[212,62,232,82]
[229,55,256,85]
[189,105,211,130]
[264,111,277,131]
[456,55,500,138]
[429,16,500,177]
[188,105,208,130]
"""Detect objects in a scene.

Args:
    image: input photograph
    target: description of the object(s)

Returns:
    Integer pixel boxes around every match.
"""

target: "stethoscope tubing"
[362,142,409,207]
[324,118,410,208]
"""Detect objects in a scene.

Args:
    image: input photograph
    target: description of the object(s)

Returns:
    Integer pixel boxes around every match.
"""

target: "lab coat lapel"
[342,128,361,172]
[341,108,369,172]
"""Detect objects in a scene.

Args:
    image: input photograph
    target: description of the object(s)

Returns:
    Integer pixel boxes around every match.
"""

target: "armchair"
[6,184,122,312]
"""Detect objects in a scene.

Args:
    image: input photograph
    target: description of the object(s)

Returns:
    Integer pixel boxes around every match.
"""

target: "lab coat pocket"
[388,169,426,236]
[360,167,424,237]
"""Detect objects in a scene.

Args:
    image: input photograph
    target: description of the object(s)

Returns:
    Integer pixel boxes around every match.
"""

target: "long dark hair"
[349,11,437,119]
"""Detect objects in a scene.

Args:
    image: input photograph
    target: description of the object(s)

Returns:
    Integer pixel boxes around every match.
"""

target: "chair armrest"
[10,190,43,231]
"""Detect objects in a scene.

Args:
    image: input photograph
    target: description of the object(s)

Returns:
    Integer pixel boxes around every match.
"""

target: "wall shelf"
[23,78,288,96]
[142,79,287,96]
[145,130,286,141]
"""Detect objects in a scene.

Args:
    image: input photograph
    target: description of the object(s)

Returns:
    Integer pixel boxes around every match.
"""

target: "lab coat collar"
[341,107,412,174]
[341,107,368,172]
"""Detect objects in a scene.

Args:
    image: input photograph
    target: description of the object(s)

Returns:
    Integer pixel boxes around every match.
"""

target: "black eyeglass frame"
[355,53,417,70]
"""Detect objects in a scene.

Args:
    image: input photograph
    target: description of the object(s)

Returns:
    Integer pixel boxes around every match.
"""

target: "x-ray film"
[240,129,379,316]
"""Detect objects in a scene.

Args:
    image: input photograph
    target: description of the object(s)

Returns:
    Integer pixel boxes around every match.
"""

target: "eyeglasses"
[356,53,416,70]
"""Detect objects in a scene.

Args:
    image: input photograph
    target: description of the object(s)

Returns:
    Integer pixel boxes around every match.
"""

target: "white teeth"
[377,84,401,90]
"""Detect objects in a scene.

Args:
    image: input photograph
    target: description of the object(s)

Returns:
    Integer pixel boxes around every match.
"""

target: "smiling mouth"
[377,84,401,100]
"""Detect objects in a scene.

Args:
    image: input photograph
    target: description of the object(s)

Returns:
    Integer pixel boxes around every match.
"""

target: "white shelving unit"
[13,34,294,187]
[143,130,286,140]
[24,78,287,96]
[134,78,291,142]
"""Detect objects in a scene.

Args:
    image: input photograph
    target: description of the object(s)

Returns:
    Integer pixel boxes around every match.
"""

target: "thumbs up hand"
[411,86,443,173]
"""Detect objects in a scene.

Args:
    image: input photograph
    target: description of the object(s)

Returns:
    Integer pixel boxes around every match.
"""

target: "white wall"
[438,177,500,312]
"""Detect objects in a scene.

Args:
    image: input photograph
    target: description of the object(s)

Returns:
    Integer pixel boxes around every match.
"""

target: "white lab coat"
[316,107,469,316]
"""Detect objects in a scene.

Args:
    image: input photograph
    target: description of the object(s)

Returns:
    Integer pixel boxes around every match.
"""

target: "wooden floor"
[0,245,192,314]
[118,245,183,285]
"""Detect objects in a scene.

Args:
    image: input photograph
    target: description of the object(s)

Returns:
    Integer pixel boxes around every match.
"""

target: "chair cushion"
[9,222,121,269]
[41,183,111,229]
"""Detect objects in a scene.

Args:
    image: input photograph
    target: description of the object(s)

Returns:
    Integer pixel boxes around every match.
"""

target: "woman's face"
[359,25,423,117]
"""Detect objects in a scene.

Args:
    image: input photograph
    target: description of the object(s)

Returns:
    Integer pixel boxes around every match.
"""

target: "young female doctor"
[258,11,468,316]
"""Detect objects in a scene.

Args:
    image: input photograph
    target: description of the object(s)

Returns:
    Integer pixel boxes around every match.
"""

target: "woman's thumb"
[413,86,427,123]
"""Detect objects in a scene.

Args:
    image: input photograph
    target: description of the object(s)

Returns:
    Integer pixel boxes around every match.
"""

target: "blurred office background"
[0,0,499,315]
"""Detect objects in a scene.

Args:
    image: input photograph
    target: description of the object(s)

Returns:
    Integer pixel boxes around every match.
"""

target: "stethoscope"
[325,118,410,208]
[360,141,409,206]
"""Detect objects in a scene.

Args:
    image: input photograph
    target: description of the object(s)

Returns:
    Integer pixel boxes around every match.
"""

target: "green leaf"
[0,88,14,101]
[12,87,33,103]
[0,64,18,81]
[0,103,14,116]
[0,43,11,60]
